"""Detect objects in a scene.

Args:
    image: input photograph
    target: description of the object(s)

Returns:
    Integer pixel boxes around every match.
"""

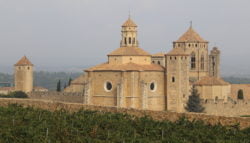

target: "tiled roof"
[15,56,33,66]
[85,62,164,72]
[71,74,87,84]
[194,76,230,86]
[122,18,137,27]
[152,52,165,57]
[108,47,151,56]
[166,48,190,56]
[175,27,207,42]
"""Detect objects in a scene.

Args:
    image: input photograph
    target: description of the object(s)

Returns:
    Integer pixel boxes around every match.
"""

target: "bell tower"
[120,17,139,47]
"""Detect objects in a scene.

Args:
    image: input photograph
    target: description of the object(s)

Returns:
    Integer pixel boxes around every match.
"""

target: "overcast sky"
[0,0,250,75]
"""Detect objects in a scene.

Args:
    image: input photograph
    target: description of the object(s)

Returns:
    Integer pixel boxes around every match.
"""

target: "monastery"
[64,17,232,112]
[1,17,249,114]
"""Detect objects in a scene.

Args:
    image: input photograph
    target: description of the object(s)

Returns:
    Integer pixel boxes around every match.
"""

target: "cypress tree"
[68,78,72,86]
[56,80,61,92]
[185,85,204,112]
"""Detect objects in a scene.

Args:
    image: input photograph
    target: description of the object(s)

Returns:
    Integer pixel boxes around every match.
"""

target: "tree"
[56,80,61,92]
[185,86,204,113]
[237,89,244,100]
[64,83,67,89]
[68,77,72,86]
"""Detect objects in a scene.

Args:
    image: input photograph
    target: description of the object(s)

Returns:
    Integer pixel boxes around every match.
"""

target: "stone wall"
[230,84,250,100]
[203,99,250,117]
[28,92,84,103]
[0,98,250,129]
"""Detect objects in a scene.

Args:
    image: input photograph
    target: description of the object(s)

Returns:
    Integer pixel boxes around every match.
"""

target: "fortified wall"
[28,92,84,103]
[28,91,250,117]
[0,98,250,129]
[203,99,250,117]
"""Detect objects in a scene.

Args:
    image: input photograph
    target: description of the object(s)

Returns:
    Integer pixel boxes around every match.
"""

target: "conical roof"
[15,56,33,66]
[122,17,137,27]
[175,27,207,42]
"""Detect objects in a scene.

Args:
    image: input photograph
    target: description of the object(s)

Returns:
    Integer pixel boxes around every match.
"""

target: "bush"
[0,91,28,98]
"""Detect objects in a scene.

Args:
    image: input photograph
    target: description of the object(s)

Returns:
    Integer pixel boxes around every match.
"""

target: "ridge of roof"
[122,17,137,27]
[175,27,207,43]
[108,47,151,56]
[194,76,230,86]
[15,56,33,66]
[85,62,164,72]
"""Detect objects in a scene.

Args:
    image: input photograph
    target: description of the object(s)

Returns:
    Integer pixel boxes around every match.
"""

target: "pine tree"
[56,80,61,92]
[185,86,204,112]
[68,78,72,86]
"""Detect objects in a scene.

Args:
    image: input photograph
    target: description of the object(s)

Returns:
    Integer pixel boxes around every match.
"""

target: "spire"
[122,16,137,27]
[190,21,193,29]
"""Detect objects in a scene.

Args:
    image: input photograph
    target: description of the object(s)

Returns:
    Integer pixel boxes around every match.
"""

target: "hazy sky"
[0,0,250,74]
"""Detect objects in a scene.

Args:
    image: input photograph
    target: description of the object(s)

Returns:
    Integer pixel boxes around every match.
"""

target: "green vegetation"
[238,89,244,100]
[0,72,81,91]
[185,86,204,113]
[0,91,28,98]
[0,104,250,142]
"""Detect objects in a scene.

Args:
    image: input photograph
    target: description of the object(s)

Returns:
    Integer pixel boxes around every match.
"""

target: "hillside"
[0,104,250,142]
[1,72,250,91]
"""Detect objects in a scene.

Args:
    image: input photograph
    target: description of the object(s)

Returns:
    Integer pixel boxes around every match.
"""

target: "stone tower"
[209,47,220,78]
[14,56,34,93]
[166,48,190,112]
[173,25,209,82]
[120,17,139,47]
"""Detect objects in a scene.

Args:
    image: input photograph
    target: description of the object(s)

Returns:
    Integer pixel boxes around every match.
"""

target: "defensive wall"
[27,91,250,117]
[0,98,250,129]
[28,91,84,103]
[203,99,250,117]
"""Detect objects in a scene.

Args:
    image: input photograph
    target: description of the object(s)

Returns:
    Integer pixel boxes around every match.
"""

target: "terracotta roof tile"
[152,52,165,57]
[15,56,33,66]
[166,48,190,56]
[85,62,164,72]
[108,47,151,56]
[175,27,207,42]
[122,18,137,27]
[194,76,230,86]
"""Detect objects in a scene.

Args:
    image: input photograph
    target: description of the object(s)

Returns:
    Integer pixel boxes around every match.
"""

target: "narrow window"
[129,37,131,44]
[172,77,175,82]
[124,38,127,44]
[157,61,161,65]
[201,54,205,70]
[191,52,196,69]
[133,38,135,44]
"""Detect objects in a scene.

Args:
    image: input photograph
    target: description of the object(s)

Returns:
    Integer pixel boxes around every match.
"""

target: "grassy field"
[0,104,250,143]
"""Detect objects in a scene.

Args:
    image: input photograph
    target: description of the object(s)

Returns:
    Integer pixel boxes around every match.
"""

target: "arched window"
[201,54,205,70]
[237,89,244,100]
[191,52,196,69]
[157,61,161,65]
[129,37,131,44]
[124,38,127,44]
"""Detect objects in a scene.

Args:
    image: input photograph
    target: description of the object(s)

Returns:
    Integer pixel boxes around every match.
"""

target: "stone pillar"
[141,81,148,110]
[116,83,124,108]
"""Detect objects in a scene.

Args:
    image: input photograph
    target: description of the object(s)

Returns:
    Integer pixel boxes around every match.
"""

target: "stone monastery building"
[65,17,231,112]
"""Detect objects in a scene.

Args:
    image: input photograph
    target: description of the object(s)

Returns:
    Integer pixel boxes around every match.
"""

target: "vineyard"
[0,104,250,143]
